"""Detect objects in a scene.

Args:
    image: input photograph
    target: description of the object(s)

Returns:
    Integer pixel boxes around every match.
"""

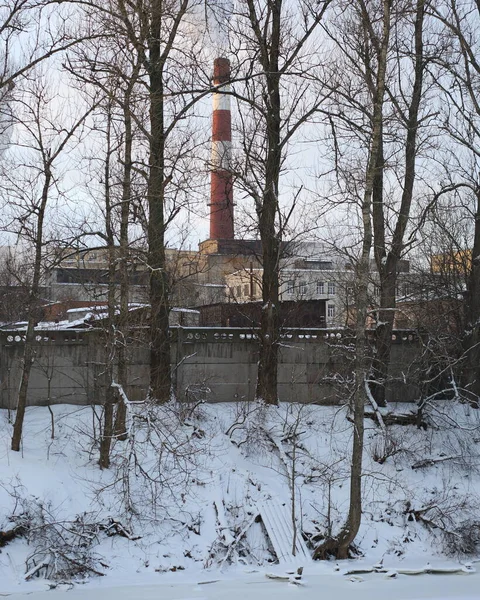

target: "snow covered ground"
[1,401,480,597]
[2,565,480,600]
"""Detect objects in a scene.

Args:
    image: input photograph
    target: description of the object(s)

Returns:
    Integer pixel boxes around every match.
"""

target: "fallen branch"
[341,563,475,577]
[101,519,141,541]
[25,559,50,580]
[365,381,386,435]
[364,411,426,428]
[56,552,106,577]
[219,513,259,568]
[411,455,462,470]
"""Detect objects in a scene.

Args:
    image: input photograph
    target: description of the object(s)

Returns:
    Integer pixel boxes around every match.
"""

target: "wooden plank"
[259,498,311,563]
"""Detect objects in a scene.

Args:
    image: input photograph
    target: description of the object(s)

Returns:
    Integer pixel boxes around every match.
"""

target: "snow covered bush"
[444,519,480,556]
[4,489,103,581]
[99,399,209,522]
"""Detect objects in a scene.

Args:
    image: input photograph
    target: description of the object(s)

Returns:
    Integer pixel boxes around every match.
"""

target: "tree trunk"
[372,261,396,407]
[115,96,134,437]
[11,313,37,452]
[372,0,425,407]
[147,1,171,403]
[371,131,389,407]
[250,0,282,405]
[315,0,391,559]
[256,213,280,403]
[463,190,480,403]
[99,390,115,469]
[11,168,51,452]
[99,105,117,469]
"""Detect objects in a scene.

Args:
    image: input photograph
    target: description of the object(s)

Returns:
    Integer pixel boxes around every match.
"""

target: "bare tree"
[430,0,480,403]
[98,100,119,469]
[77,0,210,403]
[314,0,391,559]
[0,74,94,452]
[370,0,431,407]
[230,0,332,404]
[0,1,93,92]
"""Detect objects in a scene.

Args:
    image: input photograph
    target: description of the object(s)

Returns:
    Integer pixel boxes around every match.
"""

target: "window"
[317,281,325,295]
[299,280,307,295]
[328,282,336,295]
[317,261,333,270]
[305,260,333,270]
[236,285,242,297]
[244,284,249,297]
[286,280,295,295]
[327,304,336,319]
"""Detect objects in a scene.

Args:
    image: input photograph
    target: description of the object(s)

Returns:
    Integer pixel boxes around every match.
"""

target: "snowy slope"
[1,400,480,594]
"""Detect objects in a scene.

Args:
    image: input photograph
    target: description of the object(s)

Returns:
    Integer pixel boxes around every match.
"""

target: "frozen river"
[2,566,480,600]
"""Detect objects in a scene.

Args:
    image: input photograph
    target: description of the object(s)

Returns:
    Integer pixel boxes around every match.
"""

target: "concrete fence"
[0,327,421,409]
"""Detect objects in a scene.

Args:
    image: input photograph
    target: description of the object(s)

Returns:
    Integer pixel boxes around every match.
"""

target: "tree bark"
[315,0,391,559]
[463,189,480,403]
[246,0,282,405]
[145,0,189,402]
[11,168,51,452]
[115,94,135,437]
[372,0,425,407]
[99,103,117,469]
[147,0,171,403]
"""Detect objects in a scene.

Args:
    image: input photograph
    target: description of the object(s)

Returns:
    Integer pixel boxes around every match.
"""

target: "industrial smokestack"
[209,57,234,240]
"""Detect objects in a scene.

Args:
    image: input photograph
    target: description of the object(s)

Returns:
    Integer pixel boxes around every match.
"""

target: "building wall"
[198,301,327,327]
[48,282,148,304]
[0,327,421,408]
[226,267,351,327]
[226,266,417,329]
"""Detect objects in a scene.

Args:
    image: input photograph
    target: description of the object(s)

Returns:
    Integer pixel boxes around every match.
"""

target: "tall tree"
[314,0,391,558]
[371,0,429,406]
[98,99,118,469]
[63,14,145,462]
[318,0,432,406]
[431,0,480,403]
[75,0,209,403]
[0,74,93,452]
[147,0,188,402]
[232,0,332,404]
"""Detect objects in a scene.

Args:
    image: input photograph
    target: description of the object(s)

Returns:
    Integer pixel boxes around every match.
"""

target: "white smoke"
[206,0,233,55]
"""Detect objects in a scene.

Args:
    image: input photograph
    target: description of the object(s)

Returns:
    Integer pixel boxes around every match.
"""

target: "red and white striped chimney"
[209,57,234,240]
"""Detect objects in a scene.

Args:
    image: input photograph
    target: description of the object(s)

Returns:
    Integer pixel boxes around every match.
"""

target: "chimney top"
[213,57,231,84]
